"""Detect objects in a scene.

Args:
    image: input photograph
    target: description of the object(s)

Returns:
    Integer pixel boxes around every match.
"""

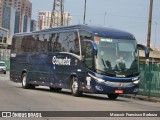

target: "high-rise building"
[30,20,37,32]
[0,0,32,35]
[38,11,72,30]
[0,0,4,27]
[15,0,32,33]
[2,6,16,37]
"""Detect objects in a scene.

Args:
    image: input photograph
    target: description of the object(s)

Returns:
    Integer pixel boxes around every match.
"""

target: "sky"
[29,0,160,48]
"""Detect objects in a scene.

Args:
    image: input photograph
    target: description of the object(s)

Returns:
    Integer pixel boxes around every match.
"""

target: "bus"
[10,25,149,99]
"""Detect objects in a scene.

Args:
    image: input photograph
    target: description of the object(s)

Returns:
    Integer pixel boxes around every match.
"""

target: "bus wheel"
[50,87,62,91]
[107,94,119,100]
[22,73,32,89]
[70,77,82,97]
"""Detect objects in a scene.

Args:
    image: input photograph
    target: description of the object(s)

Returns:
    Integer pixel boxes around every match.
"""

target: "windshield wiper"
[94,68,116,76]
[126,67,139,76]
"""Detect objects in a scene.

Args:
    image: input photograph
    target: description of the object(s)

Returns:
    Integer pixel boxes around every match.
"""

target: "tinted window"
[79,30,92,40]
[21,35,33,52]
[12,36,23,53]
[49,31,80,55]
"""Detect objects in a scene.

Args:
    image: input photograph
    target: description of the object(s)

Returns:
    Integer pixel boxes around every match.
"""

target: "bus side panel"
[49,53,80,89]
[10,53,34,83]
[10,55,21,82]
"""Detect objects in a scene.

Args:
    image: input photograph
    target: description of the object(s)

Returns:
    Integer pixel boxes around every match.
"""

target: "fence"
[139,63,160,97]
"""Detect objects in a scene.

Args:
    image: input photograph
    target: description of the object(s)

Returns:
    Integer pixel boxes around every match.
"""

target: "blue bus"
[10,25,149,99]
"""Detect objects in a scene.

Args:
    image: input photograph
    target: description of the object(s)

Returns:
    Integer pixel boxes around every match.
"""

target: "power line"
[71,13,160,19]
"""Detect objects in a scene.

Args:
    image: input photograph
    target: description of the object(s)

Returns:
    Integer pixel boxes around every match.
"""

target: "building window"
[3,37,7,43]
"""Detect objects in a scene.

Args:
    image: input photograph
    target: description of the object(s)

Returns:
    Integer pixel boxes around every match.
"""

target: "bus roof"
[14,24,135,40]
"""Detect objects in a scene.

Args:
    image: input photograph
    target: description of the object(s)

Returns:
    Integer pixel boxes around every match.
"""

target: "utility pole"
[147,0,153,48]
[83,0,86,24]
[50,0,64,28]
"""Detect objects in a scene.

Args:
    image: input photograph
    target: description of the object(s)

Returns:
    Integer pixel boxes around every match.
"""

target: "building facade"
[0,0,32,35]
[0,26,8,45]
[0,26,10,60]
[38,11,72,30]
[0,0,4,27]
[16,0,32,33]
[30,20,37,32]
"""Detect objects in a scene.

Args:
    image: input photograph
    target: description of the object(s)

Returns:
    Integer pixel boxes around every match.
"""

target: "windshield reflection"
[95,38,139,77]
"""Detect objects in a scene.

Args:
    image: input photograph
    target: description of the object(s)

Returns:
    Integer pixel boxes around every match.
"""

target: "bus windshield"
[94,37,139,77]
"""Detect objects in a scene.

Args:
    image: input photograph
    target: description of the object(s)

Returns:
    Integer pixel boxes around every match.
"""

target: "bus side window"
[65,31,80,55]
[16,36,23,53]
[49,33,61,52]
[11,37,16,53]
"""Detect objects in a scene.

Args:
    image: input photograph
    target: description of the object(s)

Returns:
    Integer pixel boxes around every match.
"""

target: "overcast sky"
[29,0,160,47]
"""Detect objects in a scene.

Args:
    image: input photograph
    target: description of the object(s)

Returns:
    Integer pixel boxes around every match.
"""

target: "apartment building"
[0,0,32,35]
[0,0,4,26]
[38,11,72,30]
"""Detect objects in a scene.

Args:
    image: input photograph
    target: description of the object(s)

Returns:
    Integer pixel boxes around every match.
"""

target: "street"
[0,72,160,120]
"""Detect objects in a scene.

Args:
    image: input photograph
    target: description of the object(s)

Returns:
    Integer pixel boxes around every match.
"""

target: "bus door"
[81,40,97,91]
[83,40,95,70]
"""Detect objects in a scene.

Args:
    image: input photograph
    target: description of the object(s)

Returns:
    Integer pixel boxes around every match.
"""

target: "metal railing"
[139,63,160,97]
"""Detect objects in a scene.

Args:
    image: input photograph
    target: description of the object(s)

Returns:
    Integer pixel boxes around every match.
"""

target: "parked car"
[0,61,7,74]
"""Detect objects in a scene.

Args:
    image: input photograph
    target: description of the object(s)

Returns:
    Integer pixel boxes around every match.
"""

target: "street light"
[154,22,157,49]
[83,0,86,24]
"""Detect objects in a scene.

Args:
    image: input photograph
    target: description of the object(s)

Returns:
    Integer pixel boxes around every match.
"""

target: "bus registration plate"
[115,90,123,94]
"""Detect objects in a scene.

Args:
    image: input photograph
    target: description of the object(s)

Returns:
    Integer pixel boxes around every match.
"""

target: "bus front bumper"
[90,81,139,94]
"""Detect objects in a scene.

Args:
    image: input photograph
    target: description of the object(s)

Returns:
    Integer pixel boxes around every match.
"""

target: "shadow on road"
[15,85,127,102]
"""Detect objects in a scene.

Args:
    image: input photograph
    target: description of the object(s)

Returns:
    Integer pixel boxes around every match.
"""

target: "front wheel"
[107,94,119,100]
[22,73,33,89]
[70,77,82,97]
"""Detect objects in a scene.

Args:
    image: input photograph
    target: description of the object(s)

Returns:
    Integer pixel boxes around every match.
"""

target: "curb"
[120,94,160,103]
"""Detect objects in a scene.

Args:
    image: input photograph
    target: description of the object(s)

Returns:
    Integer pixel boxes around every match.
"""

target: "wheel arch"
[69,73,78,88]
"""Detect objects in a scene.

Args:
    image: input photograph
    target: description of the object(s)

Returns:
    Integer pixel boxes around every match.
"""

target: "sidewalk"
[120,94,160,103]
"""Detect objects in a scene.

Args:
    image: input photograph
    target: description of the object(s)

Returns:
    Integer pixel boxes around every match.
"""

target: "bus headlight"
[95,77,105,83]
[133,80,140,84]
[88,73,105,83]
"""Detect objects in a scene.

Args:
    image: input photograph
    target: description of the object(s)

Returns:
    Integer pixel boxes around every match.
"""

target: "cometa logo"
[52,56,71,65]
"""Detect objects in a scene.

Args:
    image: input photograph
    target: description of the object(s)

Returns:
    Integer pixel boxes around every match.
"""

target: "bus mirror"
[92,42,98,56]
[137,44,149,59]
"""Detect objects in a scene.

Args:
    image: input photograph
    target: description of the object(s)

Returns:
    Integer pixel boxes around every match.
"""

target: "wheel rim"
[22,76,26,87]
[72,78,78,94]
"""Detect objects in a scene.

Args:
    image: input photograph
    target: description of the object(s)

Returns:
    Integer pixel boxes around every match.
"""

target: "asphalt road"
[0,71,160,120]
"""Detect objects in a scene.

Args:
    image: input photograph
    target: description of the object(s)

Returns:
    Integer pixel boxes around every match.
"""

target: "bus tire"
[22,73,32,89]
[107,94,119,100]
[70,77,82,97]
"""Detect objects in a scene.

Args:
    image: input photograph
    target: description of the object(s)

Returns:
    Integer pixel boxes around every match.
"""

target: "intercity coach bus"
[10,25,149,99]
